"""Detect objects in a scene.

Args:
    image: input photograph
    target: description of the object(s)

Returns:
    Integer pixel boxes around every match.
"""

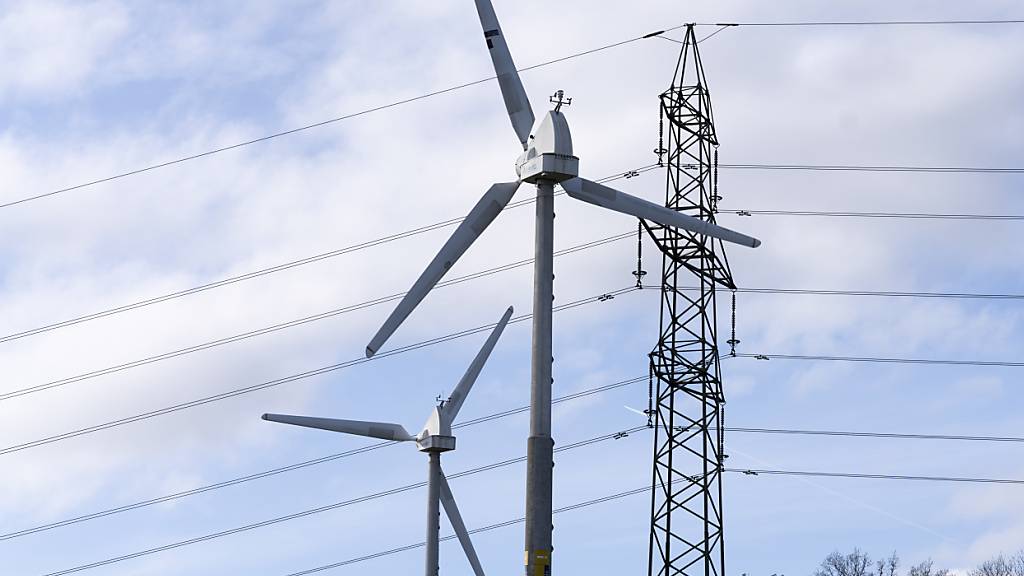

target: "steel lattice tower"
[646,25,734,576]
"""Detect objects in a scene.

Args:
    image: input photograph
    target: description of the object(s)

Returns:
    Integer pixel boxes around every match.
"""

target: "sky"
[1,0,1023,575]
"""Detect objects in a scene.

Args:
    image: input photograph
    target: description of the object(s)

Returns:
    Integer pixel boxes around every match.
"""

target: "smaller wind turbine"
[263,306,512,576]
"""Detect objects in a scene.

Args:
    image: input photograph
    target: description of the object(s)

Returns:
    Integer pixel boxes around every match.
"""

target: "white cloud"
[0,0,128,101]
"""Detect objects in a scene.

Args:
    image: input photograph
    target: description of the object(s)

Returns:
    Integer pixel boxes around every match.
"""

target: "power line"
[698,25,734,43]
[737,352,1024,368]
[8,271,1021,403]
[37,426,648,576]
[0,232,634,402]
[728,209,1024,221]
[0,18,681,211]
[7,155,1019,347]
[731,468,1024,485]
[0,164,658,345]
[15,372,1024,542]
[654,24,733,45]
[54,460,1024,576]
[728,286,1024,301]
[719,162,1024,173]
[701,19,1024,27]
[0,376,647,541]
[278,485,653,576]
[1,14,1017,211]
[728,427,1024,444]
[0,286,640,457]
[46,416,1024,576]
[280,463,1024,576]
[9,362,1024,541]
[283,464,1024,576]
[7,273,1022,402]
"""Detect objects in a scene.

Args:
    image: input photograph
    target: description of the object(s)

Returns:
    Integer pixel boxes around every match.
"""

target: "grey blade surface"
[261,414,414,441]
[473,0,535,148]
[366,181,521,358]
[439,470,487,576]
[562,177,762,248]
[442,305,513,426]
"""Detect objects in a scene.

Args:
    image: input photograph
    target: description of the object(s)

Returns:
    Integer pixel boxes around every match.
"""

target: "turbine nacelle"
[416,405,456,453]
[516,110,579,184]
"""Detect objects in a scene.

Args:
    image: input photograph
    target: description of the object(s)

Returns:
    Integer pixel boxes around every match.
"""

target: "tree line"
[810,548,1024,576]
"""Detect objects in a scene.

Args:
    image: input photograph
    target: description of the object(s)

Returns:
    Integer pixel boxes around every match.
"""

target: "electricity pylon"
[646,25,735,576]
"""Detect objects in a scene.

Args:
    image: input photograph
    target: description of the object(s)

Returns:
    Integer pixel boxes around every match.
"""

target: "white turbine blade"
[562,178,762,248]
[439,471,487,576]
[624,405,647,417]
[473,0,535,148]
[443,305,513,426]
[261,414,414,442]
[366,182,521,358]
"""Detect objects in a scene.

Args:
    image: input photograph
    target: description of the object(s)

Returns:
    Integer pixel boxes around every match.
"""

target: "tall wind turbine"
[266,307,513,576]
[364,2,762,574]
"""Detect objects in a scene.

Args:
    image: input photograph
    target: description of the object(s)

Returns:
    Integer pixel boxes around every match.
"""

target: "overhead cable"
[0,376,647,541]
[278,461,1024,575]
[1,232,634,401]
[279,464,1024,576]
[0,286,640,456]
[15,373,1023,542]
[655,24,733,45]
[737,352,1024,368]
[0,17,682,211]
[728,209,1024,221]
[37,426,647,576]
[728,286,1024,301]
[728,427,1024,444]
[699,19,1024,27]
[46,421,1024,576]
[720,162,1024,173]
[8,275,1023,403]
[0,164,657,345]
[278,484,652,576]
[1,11,1017,212]
[730,468,1024,485]
[8,155,1020,347]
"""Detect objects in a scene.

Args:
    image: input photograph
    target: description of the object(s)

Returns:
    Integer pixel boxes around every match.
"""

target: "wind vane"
[549,90,571,112]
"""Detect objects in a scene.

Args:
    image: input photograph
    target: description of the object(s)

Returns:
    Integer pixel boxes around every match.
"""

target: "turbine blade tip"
[261,413,270,421]
[750,238,762,248]
[365,346,376,358]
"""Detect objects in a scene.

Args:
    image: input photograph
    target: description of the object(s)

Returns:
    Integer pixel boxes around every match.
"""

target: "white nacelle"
[417,406,457,452]
[417,434,456,452]
[516,110,579,184]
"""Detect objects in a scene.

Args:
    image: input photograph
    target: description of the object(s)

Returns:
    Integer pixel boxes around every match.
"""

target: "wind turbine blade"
[366,182,520,358]
[624,405,647,417]
[261,414,414,441]
[562,178,762,248]
[443,306,513,426]
[439,471,487,576]
[473,0,535,148]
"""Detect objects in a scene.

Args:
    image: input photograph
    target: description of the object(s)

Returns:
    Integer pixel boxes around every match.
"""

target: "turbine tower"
[265,307,514,576]
[363,4,762,574]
